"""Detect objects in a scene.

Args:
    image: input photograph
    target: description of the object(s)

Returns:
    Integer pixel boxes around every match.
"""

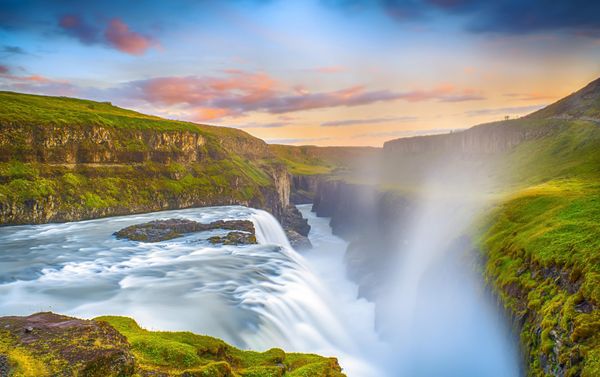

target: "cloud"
[0,72,77,96]
[58,15,156,55]
[1,45,27,55]
[465,104,545,117]
[105,18,155,55]
[128,71,484,120]
[353,128,464,139]
[265,137,332,145]
[233,121,289,129]
[59,14,101,44]
[397,85,485,102]
[311,66,345,73]
[331,0,600,37]
[380,0,600,36]
[321,116,418,127]
[503,92,557,101]
[0,65,8,74]
[194,107,233,121]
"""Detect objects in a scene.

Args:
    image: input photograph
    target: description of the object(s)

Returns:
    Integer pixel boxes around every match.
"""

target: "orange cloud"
[104,19,155,55]
[313,66,345,73]
[195,108,232,121]
[130,71,484,120]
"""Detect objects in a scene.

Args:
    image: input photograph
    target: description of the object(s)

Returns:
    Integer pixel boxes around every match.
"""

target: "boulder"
[0,312,135,377]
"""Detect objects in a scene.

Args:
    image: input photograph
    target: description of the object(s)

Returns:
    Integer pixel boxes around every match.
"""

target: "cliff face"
[290,174,323,204]
[312,179,416,299]
[0,92,290,225]
[383,119,561,156]
[0,123,208,164]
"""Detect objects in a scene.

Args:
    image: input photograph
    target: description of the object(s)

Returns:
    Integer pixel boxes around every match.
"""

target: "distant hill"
[527,76,600,120]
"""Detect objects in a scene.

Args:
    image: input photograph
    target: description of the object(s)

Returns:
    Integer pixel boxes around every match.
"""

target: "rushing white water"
[0,202,519,376]
[377,195,521,377]
[0,205,381,376]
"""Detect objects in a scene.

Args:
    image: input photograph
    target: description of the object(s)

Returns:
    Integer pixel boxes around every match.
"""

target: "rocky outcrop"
[0,312,135,377]
[281,205,312,249]
[114,218,255,242]
[208,231,257,245]
[0,312,346,377]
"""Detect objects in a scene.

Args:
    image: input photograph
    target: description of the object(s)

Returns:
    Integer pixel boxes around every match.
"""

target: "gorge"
[0,76,599,376]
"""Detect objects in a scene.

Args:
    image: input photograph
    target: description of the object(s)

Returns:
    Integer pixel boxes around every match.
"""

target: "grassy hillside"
[470,80,600,376]
[269,144,380,176]
[0,91,288,224]
[478,179,600,377]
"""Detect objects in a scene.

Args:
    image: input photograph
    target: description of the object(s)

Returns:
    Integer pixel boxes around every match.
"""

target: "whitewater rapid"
[0,203,520,376]
[0,205,382,376]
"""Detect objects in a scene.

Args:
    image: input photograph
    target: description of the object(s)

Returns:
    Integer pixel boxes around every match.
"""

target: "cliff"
[0,91,290,225]
[0,312,345,377]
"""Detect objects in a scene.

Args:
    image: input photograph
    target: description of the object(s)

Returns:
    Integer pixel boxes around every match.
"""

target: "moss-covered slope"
[474,80,600,376]
[0,312,345,377]
[478,179,600,377]
[0,91,290,224]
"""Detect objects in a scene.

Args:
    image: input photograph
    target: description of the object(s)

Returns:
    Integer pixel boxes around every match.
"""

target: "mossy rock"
[0,312,135,377]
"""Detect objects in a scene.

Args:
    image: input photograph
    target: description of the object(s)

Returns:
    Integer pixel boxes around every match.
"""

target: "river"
[0,204,519,376]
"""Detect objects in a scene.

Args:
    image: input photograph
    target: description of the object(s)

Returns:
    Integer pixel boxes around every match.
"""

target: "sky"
[1,0,599,146]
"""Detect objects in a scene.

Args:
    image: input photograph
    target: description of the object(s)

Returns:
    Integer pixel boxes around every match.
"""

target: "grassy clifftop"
[475,115,600,376]
[0,91,290,224]
[269,144,380,176]
[0,312,345,377]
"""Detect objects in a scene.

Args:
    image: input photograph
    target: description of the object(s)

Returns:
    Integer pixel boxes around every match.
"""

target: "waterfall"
[0,205,382,376]
[251,210,292,249]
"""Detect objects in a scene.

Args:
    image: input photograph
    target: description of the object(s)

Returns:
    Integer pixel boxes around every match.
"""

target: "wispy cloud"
[105,18,156,55]
[466,104,545,117]
[232,121,290,129]
[1,45,27,56]
[503,92,557,101]
[310,66,345,74]
[265,137,332,145]
[130,72,485,120]
[321,116,418,127]
[58,15,157,55]
[353,128,464,139]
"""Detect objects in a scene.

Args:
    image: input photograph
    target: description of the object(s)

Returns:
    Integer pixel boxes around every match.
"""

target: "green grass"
[269,144,379,176]
[95,316,345,376]
[0,91,286,224]
[476,179,600,377]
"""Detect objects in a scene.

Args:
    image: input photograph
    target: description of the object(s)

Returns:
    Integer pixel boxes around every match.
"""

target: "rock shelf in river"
[114,218,256,243]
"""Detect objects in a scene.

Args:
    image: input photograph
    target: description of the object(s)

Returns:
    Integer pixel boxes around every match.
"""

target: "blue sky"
[1,0,599,145]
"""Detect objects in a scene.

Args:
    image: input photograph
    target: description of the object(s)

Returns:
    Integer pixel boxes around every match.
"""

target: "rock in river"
[114,218,255,242]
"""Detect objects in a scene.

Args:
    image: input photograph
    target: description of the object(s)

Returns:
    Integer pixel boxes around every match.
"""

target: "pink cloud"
[105,19,155,55]
[129,71,485,120]
[313,66,345,74]
[0,65,8,74]
[194,107,234,121]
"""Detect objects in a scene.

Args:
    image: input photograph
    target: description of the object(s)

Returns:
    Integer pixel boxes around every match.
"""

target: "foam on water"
[0,205,381,376]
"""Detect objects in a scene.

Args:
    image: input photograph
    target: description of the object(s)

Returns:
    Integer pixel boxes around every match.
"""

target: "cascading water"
[377,193,521,376]
[0,202,520,376]
[0,205,382,376]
